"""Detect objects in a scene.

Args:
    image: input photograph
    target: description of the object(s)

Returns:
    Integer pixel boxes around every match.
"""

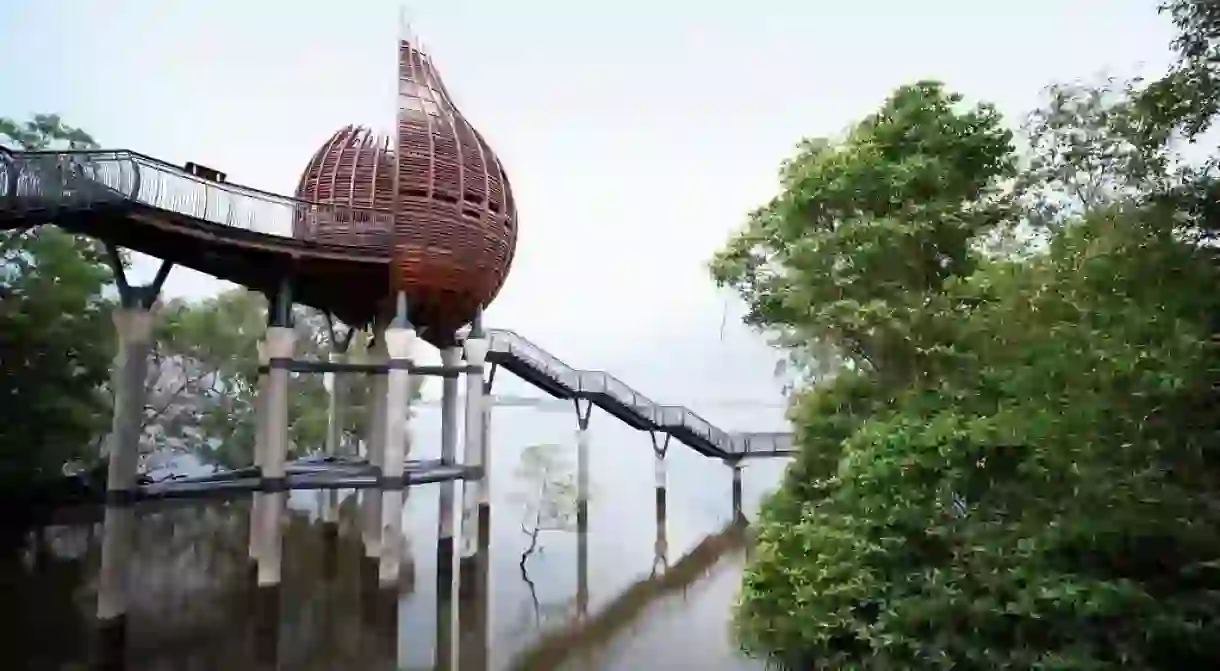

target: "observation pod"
[295,125,395,250]
[393,39,517,338]
[293,40,517,341]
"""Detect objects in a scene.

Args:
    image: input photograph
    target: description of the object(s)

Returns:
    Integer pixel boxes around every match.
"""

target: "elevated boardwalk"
[0,148,392,331]
[482,329,794,460]
[1,147,796,461]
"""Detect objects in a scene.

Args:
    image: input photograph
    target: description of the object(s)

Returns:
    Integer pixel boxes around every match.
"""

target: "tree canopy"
[1,116,115,490]
[714,3,1220,668]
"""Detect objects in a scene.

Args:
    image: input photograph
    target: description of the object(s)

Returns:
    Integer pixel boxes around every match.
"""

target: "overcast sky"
[0,0,1178,411]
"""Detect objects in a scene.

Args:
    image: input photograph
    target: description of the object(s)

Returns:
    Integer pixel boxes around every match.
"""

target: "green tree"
[714,70,1220,671]
[0,115,115,491]
[509,443,583,630]
[142,287,421,471]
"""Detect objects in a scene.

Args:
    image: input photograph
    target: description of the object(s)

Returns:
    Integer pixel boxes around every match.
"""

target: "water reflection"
[1,486,754,671]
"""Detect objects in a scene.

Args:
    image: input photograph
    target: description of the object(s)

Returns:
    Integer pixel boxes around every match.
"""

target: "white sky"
[0,0,1178,408]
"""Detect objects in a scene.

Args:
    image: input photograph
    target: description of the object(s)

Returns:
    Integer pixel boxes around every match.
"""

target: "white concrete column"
[97,505,135,621]
[363,328,388,559]
[458,336,487,565]
[319,348,346,525]
[249,340,269,562]
[325,349,345,456]
[438,347,461,556]
[105,307,154,494]
[98,306,153,623]
[379,324,415,587]
[369,330,388,469]
[257,325,295,587]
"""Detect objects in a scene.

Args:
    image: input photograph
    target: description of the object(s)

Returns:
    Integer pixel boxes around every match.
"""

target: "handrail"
[12,148,389,213]
[483,328,795,457]
[0,149,394,243]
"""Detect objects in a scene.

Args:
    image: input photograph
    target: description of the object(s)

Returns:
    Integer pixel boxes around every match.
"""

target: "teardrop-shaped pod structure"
[295,125,395,250]
[393,39,518,336]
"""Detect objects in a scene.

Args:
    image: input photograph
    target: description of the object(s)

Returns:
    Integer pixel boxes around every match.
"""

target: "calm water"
[1,405,790,670]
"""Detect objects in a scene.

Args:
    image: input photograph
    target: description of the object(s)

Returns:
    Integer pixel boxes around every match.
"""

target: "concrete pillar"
[654,446,668,576]
[731,461,744,523]
[458,335,487,580]
[98,306,153,627]
[576,402,591,620]
[363,327,388,559]
[457,333,489,671]
[256,325,295,587]
[436,345,461,670]
[378,322,414,588]
[104,307,154,497]
[320,348,346,525]
[252,583,281,669]
[325,349,345,456]
[249,341,269,563]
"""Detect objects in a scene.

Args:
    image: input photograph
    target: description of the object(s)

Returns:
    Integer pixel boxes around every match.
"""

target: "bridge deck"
[483,330,795,460]
[1,148,393,331]
[1,148,797,460]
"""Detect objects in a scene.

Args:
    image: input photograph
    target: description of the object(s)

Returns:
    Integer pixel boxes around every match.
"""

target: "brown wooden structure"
[295,40,518,338]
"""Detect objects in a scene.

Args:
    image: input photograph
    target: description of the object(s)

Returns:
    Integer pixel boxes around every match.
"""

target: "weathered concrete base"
[322,521,340,582]
[97,504,134,622]
[251,584,281,668]
[91,613,127,671]
[256,491,285,587]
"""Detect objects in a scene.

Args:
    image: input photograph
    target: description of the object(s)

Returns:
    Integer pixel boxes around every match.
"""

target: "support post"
[97,289,155,633]
[379,292,415,589]
[249,340,269,564]
[436,345,462,670]
[731,460,744,524]
[458,327,488,588]
[320,326,353,525]
[575,399,592,619]
[103,306,154,502]
[651,432,670,576]
[458,316,490,671]
[363,324,388,560]
[257,281,294,588]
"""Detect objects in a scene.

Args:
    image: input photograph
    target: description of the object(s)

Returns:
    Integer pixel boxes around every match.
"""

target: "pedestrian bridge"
[482,329,793,459]
[1,147,796,464]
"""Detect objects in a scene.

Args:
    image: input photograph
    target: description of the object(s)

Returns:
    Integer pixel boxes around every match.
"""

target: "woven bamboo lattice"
[293,40,517,336]
[295,125,395,250]
[393,39,517,335]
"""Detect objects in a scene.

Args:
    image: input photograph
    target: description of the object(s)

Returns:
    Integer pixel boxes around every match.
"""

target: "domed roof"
[295,125,394,250]
[391,39,517,337]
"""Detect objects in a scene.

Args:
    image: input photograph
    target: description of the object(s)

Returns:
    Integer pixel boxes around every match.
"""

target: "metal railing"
[728,432,795,457]
[484,329,794,457]
[0,149,393,243]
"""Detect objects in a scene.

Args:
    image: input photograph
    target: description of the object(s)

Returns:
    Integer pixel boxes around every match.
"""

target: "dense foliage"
[1,116,115,489]
[713,3,1220,668]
